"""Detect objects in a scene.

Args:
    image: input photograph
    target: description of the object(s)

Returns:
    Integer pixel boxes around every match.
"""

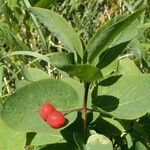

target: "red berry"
[47,111,65,129]
[39,103,56,121]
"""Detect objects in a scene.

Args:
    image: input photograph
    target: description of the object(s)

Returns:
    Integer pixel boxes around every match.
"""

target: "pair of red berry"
[39,103,65,129]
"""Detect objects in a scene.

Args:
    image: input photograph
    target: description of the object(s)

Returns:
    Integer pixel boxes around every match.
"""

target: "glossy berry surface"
[47,111,65,129]
[39,103,56,121]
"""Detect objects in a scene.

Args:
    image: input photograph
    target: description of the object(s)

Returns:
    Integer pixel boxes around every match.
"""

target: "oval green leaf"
[135,141,147,150]
[86,133,113,150]
[1,79,80,132]
[94,75,150,119]
[0,119,26,150]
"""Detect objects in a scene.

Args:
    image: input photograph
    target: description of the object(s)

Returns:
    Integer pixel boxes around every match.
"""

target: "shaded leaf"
[87,7,145,65]
[40,143,76,150]
[60,112,88,148]
[99,75,122,86]
[73,132,85,150]
[93,116,125,136]
[138,114,150,136]
[133,121,150,144]
[97,41,130,70]
[58,64,102,82]
[93,75,150,119]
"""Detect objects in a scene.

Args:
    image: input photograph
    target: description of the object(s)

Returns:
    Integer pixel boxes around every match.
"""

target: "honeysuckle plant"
[0,2,150,150]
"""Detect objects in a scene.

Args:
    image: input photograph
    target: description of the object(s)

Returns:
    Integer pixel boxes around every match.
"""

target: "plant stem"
[23,0,48,51]
[82,82,90,136]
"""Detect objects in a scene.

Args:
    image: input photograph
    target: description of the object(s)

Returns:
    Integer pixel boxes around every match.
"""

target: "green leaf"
[87,7,145,65]
[15,79,32,90]
[86,133,113,150]
[112,21,137,46]
[0,63,3,96]
[0,118,26,150]
[93,116,125,136]
[62,78,84,101]
[30,7,83,58]
[49,52,75,66]
[97,42,130,76]
[21,67,50,81]
[126,134,133,149]
[27,132,64,146]
[93,75,150,119]
[1,79,80,132]
[35,0,56,8]
[58,64,102,82]
[117,58,141,75]
[3,51,50,63]
[97,41,130,70]
[135,141,147,150]
[100,59,118,76]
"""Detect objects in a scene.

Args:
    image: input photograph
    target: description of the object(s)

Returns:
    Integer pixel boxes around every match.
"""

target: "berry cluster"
[39,103,66,129]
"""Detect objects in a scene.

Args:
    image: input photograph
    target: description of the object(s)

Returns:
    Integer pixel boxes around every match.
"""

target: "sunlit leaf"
[1,79,80,132]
